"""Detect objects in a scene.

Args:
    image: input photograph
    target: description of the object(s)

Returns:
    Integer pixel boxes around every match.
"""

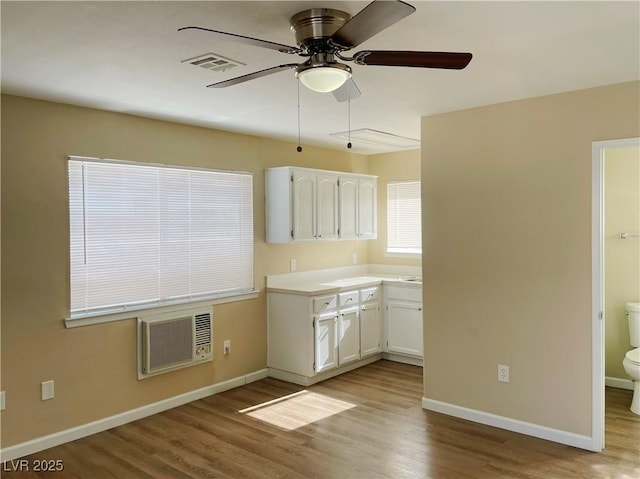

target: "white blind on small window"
[387,181,422,254]
[68,157,254,318]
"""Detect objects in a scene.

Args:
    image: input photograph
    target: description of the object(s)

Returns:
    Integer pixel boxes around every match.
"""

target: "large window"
[68,157,254,319]
[387,181,422,255]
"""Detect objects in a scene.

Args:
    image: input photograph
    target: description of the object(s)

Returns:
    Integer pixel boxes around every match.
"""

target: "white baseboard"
[382,352,423,367]
[0,368,269,462]
[245,368,270,384]
[422,397,597,452]
[269,354,382,386]
[605,376,634,390]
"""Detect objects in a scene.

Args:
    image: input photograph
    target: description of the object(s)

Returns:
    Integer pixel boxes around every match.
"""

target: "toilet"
[622,302,640,415]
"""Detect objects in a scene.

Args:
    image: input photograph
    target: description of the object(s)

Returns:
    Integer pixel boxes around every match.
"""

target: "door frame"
[591,136,640,451]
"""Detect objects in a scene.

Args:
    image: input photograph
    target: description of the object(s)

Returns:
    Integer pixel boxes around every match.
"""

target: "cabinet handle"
[325,302,331,306]
[347,297,353,302]
[418,308,422,311]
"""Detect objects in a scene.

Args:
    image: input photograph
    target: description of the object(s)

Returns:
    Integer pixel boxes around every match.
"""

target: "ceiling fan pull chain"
[296,78,303,152]
[347,81,352,149]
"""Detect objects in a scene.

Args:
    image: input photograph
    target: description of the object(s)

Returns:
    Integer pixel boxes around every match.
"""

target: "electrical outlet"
[224,340,231,355]
[0,391,5,411]
[498,365,510,383]
[41,380,55,400]
[352,253,358,264]
[290,259,296,272]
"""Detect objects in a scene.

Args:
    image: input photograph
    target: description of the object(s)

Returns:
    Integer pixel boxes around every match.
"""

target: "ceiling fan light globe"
[297,66,351,93]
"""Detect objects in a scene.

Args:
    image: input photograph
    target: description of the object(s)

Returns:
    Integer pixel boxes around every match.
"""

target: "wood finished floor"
[4,360,639,478]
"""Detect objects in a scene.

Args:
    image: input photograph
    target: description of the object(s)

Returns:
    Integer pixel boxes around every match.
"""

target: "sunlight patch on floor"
[239,390,357,430]
[590,463,640,479]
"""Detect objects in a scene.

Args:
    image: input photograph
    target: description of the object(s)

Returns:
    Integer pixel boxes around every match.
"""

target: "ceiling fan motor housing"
[290,9,351,53]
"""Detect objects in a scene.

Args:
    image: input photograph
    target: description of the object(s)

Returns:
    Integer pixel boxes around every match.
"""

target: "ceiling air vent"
[182,53,245,73]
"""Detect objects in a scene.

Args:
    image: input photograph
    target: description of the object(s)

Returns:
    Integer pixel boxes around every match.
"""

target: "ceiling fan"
[179,0,472,97]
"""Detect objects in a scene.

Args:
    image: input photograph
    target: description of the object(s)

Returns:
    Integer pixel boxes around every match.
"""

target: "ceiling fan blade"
[207,64,299,88]
[331,0,416,49]
[354,51,472,69]
[332,78,362,102]
[179,26,300,54]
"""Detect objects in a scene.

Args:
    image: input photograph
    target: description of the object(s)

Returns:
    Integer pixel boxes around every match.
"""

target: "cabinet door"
[338,308,360,365]
[316,173,339,240]
[339,176,358,239]
[315,313,338,373]
[386,301,423,357]
[292,170,316,241]
[358,177,377,239]
[360,303,381,357]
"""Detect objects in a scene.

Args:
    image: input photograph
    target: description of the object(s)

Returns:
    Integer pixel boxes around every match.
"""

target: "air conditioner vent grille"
[195,312,212,347]
[138,309,213,379]
[147,316,193,371]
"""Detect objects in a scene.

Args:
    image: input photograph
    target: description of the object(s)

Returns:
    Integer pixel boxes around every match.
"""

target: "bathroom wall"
[605,146,640,382]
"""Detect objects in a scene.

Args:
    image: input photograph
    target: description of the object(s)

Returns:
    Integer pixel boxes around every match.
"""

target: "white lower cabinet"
[315,312,338,373]
[384,286,423,359]
[360,304,381,357]
[338,307,360,365]
[268,286,382,385]
[386,301,423,356]
[359,286,381,357]
[267,282,421,385]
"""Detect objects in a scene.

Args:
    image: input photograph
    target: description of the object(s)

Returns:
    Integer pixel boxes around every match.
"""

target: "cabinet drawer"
[338,291,359,307]
[360,287,380,303]
[313,294,337,313]
[385,286,421,303]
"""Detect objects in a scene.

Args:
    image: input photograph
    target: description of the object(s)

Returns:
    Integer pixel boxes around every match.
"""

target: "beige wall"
[0,94,419,447]
[421,81,640,436]
[605,147,640,379]
[367,149,422,267]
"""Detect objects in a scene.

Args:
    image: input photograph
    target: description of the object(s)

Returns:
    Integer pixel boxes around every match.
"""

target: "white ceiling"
[2,1,639,154]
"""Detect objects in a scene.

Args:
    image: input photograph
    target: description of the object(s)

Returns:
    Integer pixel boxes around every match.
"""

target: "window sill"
[385,251,422,259]
[64,290,260,328]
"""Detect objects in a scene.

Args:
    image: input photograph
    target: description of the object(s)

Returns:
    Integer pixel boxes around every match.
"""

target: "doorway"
[592,137,640,451]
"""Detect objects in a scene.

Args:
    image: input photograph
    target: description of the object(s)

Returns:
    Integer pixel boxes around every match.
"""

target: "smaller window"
[387,181,422,255]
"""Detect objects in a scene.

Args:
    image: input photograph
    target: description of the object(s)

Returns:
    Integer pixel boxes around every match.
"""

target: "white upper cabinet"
[266,167,376,243]
[267,167,338,243]
[357,176,377,239]
[338,176,358,239]
[291,169,339,241]
[315,173,340,240]
[291,169,316,241]
[338,174,377,240]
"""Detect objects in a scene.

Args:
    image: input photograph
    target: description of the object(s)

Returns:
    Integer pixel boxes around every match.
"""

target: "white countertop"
[266,265,422,296]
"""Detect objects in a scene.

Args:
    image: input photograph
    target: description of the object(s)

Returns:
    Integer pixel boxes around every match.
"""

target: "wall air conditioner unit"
[138,309,212,379]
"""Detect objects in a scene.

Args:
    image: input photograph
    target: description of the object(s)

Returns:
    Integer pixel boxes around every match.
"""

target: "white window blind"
[387,181,422,254]
[68,157,254,319]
